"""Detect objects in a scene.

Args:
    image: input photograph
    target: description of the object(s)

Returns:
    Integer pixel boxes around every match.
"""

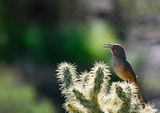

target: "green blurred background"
[0,0,160,112]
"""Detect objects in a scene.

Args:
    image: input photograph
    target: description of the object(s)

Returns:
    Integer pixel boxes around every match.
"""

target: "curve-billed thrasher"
[105,44,145,108]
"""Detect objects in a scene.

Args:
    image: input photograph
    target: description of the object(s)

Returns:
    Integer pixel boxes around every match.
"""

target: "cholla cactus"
[56,62,158,113]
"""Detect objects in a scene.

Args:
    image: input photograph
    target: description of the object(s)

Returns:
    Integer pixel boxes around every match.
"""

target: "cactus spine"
[56,62,158,113]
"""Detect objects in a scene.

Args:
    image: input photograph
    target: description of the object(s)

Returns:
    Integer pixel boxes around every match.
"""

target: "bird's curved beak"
[104,44,113,48]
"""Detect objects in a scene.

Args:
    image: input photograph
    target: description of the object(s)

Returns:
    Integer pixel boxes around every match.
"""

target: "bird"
[104,44,145,108]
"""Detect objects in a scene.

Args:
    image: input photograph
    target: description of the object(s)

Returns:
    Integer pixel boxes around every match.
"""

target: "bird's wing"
[123,60,137,83]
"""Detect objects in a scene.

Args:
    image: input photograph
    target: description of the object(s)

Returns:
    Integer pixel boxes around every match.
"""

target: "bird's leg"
[126,80,130,83]
[126,79,133,84]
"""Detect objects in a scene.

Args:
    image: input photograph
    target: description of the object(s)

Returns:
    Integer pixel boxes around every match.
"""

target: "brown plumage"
[105,44,145,108]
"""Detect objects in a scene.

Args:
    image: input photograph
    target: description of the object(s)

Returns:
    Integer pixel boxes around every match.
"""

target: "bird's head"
[104,44,126,59]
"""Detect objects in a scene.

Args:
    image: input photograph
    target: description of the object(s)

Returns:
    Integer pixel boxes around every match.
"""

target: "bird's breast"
[113,58,127,80]
[113,60,121,75]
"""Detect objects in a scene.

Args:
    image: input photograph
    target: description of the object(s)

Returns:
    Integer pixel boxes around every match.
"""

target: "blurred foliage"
[0,22,118,66]
[0,0,120,65]
[0,74,54,113]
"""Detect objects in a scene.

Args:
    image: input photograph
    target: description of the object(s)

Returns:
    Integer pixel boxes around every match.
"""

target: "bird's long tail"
[133,82,145,109]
